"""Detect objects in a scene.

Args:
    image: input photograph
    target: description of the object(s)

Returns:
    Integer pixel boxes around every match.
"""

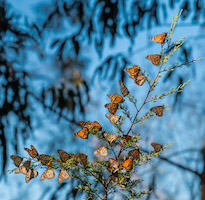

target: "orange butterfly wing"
[77,121,94,129]
[93,121,102,131]
[105,114,121,124]
[73,127,89,139]
[104,103,118,114]
[150,105,164,116]
[58,168,70,184]
[24,145,39,158]
[107,93,124,104]
[150,32,167,44]
[10,155,23,167]
[146,55,161,66]
[77,153,88,168]
[40,168,55,181]
[123,65,140,76]
[122,159,133,170]
[119,81,129,97]
[25,168,38,183]
[57,149,71,162]
[38,154,53,166]
[128,149,140,160]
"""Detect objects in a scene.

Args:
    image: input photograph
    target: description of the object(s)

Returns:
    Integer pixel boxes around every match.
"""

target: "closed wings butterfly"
[73,127,89,139]
[122,159,133,170]
[104,103,118,114]
[105,114,121,124]
[77,153,88,168]
[58,168,70,184]
[10,155,23,167]
[150,32,167,44]
[151,142,163,153]
[40,168,55,180]
[119,81,129,97]
[57,149,70,163]
[25,168,38,183]
[128,149,140,160]
[103,133,118,143]
[93,146,108,157]
[24,145,39,158]
[77,121,94,129]
[107,93,124,104]
[38,154,53,166]
[150,105,164,117]
[145,55,161,66]
[93,121,102,131]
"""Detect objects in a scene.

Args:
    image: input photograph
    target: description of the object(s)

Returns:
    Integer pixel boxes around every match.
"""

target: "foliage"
[7,12,201,199]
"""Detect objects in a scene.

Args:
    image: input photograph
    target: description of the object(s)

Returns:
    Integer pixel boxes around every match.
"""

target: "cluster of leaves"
[8,11,202,199]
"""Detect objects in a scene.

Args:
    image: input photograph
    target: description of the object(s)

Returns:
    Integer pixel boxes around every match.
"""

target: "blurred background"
[0,0,204,199]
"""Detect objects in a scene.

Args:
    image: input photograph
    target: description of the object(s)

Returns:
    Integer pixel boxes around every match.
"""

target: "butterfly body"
[151,142,163,152]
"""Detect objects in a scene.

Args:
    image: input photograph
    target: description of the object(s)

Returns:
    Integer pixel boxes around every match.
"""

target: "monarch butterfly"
[145,55,161,66]
[150,105,164,117]
[93,146,108,157]
[15,166,28,175]
[128,149,140,160]
[57,149,70,163]
[121,159,133,170]
[123,65,140,76]
[58,168,70,184]
[103,133,119,143]
[77,153,88,168]
[15,160,31,174]
[119,81,129,97]
[25,168,38,183]
[104,103,118,114]
[109,158,120,173]
[77,121,94,130]
[105,114,121,124]
[40,168,55,180]
[149,32,167,44]
[68,153,79,165]
[24,145,39,158]
[107,93,124,104]
[134,74,146,86]
[38,154,54,166]
[93,121,102,131]
[151,142,163,153]
[10,155,23,167]
[73,127,89,139]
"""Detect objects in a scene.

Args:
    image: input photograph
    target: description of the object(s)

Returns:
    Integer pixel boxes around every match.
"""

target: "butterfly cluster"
[10,145,89,184]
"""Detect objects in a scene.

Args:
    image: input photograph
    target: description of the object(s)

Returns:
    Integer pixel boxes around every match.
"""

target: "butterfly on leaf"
[77,121,94,130]
[93,121,102,131]
[10,155,23,167]
[128,149,140,160]
[123,65,140,76]
[121,159,133,170]
[77,153,88,168]
[107,93,124,104]
[119,81,129,97]
[108,158,120,173]
[58,168,70,184]
[103,133,119,143]
[38,154,54,166]
[24,145,39,158]
[57,150,71,163]
[40,168,55,181]
[104,103,118,114]
[151,142,163,153]
[73,127,89,139]
[25,169,38,183]
[150,105,164,117]
[145,55,161,66]
[149,32,167,44]
[105,114,121,124]
[93,146,108,157]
